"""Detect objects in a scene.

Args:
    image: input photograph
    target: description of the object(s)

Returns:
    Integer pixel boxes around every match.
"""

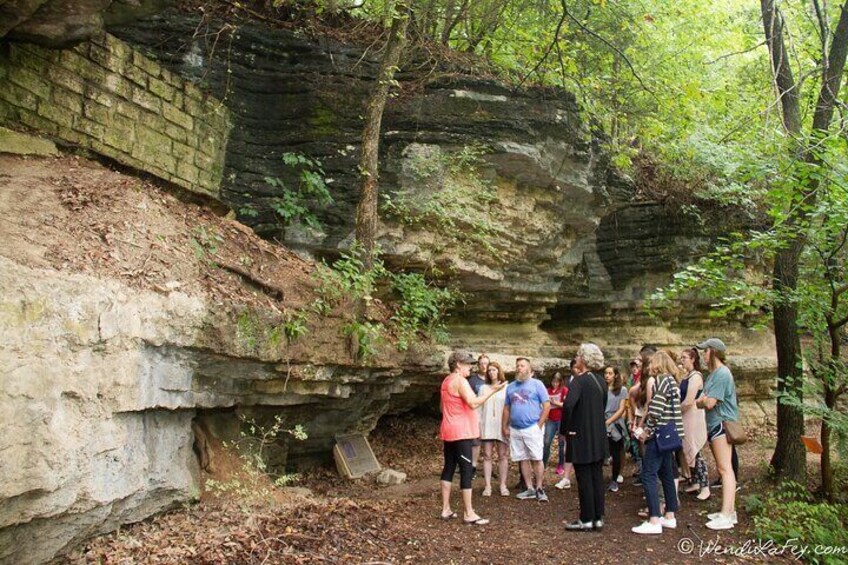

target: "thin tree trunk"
[821,386,835,500]
[822,303,845,501]
[354,2,411,271]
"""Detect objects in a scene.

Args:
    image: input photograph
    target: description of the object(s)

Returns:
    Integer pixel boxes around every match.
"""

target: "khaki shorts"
[509,424,543,462]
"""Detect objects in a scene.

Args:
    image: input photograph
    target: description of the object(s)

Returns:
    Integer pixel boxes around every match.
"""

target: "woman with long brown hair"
[479,362,510,497]
[679,347,709,500]
[604,366,628,492]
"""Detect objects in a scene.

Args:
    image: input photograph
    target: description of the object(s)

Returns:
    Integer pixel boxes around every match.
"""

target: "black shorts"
[708,422,726,442]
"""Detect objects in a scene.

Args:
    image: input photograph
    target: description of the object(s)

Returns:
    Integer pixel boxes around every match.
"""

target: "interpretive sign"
[333,433,381,479]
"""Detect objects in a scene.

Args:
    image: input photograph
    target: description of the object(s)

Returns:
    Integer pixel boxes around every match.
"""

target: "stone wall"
[0,32,230,198]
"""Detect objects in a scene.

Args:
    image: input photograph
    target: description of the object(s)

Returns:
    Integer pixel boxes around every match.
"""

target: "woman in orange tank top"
[439,350,506,526]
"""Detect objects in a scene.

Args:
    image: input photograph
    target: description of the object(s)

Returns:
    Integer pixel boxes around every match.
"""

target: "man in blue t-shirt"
[502,357,550,502]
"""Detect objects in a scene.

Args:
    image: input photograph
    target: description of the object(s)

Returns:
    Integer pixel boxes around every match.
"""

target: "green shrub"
[752,481,848,564]
[390,272,459,350]
[311,247,458,353]
[205,414,307,506]
[264,152,333,230]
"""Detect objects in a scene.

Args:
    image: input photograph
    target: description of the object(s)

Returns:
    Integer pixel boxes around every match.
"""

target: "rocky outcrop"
[111,15,613,322]
[0,155,444,564]
[0,253,442,564]
[0,0,167,46]
[111,15,758,337]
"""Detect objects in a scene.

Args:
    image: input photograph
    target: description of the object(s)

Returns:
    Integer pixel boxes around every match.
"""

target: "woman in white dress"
[479,361,510,496]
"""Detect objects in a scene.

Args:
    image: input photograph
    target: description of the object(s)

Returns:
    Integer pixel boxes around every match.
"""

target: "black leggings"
[441,439,474,489]
[608,438,624,480]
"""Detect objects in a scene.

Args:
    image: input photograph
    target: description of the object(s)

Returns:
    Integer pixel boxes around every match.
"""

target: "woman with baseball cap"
[439,350,506,525]
[695,338,739,530]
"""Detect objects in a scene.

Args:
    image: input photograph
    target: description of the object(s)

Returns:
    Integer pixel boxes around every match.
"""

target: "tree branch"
[762,0,803,135]
[832,312,848,329]
[705,40,766,65]
[514,8,567,90]
[561,0,653,94]
[812,0,830,70]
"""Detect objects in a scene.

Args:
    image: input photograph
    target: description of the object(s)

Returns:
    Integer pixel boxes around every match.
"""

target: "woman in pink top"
[440,350,506,526]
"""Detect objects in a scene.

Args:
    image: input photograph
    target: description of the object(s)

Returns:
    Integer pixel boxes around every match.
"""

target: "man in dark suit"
[561,343,609,531]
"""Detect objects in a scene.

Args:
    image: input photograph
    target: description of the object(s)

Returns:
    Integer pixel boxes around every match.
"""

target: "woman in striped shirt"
[631,351,685,535]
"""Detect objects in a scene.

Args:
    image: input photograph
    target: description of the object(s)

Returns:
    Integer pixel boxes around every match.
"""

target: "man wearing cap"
[502,357,550,502]
[439,350,506,525]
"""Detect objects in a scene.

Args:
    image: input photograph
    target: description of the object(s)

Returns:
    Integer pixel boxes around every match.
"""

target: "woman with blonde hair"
[631,351,684,535]
[479,361,510,497]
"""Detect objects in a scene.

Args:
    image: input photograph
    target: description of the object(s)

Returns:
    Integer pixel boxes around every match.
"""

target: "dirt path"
[381,469,758,564]
[75,415,789,564]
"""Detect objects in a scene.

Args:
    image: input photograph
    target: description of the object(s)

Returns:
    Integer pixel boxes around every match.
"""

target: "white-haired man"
[562,343,609,531]
[502,357,551,502]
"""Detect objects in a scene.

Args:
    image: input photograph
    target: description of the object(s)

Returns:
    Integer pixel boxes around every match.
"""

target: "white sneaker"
[616,474,624,484]
[707,511,738,524]
[706,515,735,530]
[555,478,572,490]
[660,517,677,529]
[631,521,663,535]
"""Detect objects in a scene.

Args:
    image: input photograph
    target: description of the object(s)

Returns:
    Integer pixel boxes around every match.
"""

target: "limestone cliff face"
[112,13,778,420]
[112,15,626,323]
[0,155,442,565]
[112,15,749,335]
[0,236,441,565]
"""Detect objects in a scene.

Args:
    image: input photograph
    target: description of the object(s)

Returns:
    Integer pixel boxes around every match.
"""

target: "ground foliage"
[71,499,414,564]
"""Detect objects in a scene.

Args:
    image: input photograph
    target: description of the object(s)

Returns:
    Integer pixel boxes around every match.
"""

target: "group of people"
[438,339,741,534]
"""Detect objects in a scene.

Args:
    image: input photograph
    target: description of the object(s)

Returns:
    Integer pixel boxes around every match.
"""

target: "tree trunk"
[769,240,807,482]
[821,385,835,501]
[761,0,848,483]
[354,2,411,271]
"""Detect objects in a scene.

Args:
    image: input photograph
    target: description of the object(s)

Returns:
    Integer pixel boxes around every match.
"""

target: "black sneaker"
[633,477,642,487]
[471,466,477,480]
[536,488,549,502]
